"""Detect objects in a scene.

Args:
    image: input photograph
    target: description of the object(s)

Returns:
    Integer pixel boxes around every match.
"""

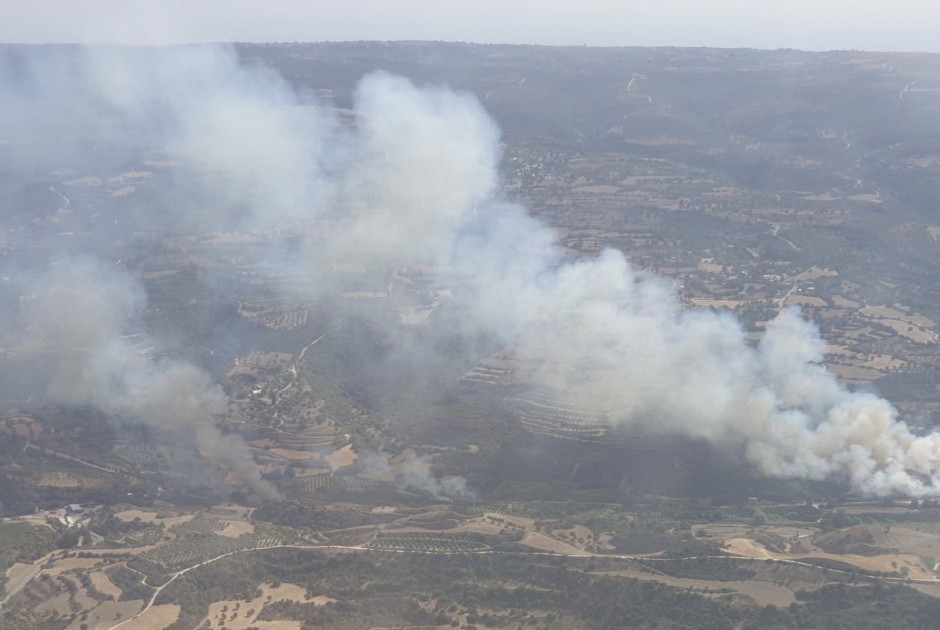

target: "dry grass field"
[114,509,195,528]
[200,583,333,630]
[123,604,181,630]
[89,571,122,600]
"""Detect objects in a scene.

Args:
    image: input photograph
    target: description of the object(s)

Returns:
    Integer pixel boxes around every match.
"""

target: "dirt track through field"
[594,569,796,607]
[724,537,934,578]
[102,533,940,630]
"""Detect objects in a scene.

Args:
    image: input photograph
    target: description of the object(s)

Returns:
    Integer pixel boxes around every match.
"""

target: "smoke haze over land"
[5,1,940,53]
[21,257,278,499]
[4,43,940,499]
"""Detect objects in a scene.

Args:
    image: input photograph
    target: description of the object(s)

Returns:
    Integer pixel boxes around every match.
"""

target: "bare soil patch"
[114,509,194,528]
[326,445,358,471]
[828,364,884,380]
[725,538,774,559]
[861,306,935,327]
[5,562,37,593]
[38,472,83,488]
[520,531,585,555]
[596,569,795,607]
[459,518,505,537]
[45,557,104,575]
[790,267,837,282]
[35,589,73,617]
[551,524,596,548]
[269,448,316,462]
[875,318,937,343]
[832,295,861,308]
[792,552,931,576]
[128,604,180,630]
[690,298,743,309]
[573,184,621,194]
[65,600,143,630]
[200,582,334,630]
[217,520,255,538]
[725,534,936,578]
[912,583,940,597]
[90,570,122,600]
[786,295,827,307]
[863,354,904,370]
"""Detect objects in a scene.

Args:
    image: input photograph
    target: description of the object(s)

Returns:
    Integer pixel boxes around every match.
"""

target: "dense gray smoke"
[21,258,277,499]
[4,44,940,498]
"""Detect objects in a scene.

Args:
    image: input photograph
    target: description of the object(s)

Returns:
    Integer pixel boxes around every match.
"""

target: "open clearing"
[594,569,795,607]
[200,582,333,630]
[726,538,775,559]
[5,562,38,592]
[66,600,143,630]
[114,509,194,528]
[36,589,73,617]
[45,557,104,575]
[519,530,585,554]
[269,448,316,461]
[690,298,743,309]
[122,604,180,630]
[790,267,838,282]
[785,295,828,307]
[218,520,255,538]
[725,537,934,578]
[326,444,358,471]
[38,472,83,487]
[90,571,123,600]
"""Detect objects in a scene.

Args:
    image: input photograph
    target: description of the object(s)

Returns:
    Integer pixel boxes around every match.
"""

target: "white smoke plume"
[21,258,278,500]
[304,67,940,498]
[335,72,499,263]
[479,248,940,497]
[4,43,940,500]
[397,453,475,501]
[355,450,474,501]
[0,45,324,231]
[1,45,320,499]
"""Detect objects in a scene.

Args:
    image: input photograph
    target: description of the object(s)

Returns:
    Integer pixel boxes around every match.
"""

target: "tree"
[750,510,767,527]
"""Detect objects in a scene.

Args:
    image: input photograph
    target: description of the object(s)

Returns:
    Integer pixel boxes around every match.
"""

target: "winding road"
[101,536,940,629]
[274,326,341,403]
[4,526,931,625]
[49,185,70,213]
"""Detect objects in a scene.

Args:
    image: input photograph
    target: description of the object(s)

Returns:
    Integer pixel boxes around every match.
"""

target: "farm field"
[4,494,940,629]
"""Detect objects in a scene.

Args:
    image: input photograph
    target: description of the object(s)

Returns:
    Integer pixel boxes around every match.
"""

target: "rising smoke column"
[322,72,940,497]
[353,450,475,501]
[22,258,278,499]
[0,45,321,499]
[469,245,940,496]
[5,44,940,498]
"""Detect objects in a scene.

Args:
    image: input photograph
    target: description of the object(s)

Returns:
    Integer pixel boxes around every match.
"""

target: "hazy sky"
[4,0,940,52]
